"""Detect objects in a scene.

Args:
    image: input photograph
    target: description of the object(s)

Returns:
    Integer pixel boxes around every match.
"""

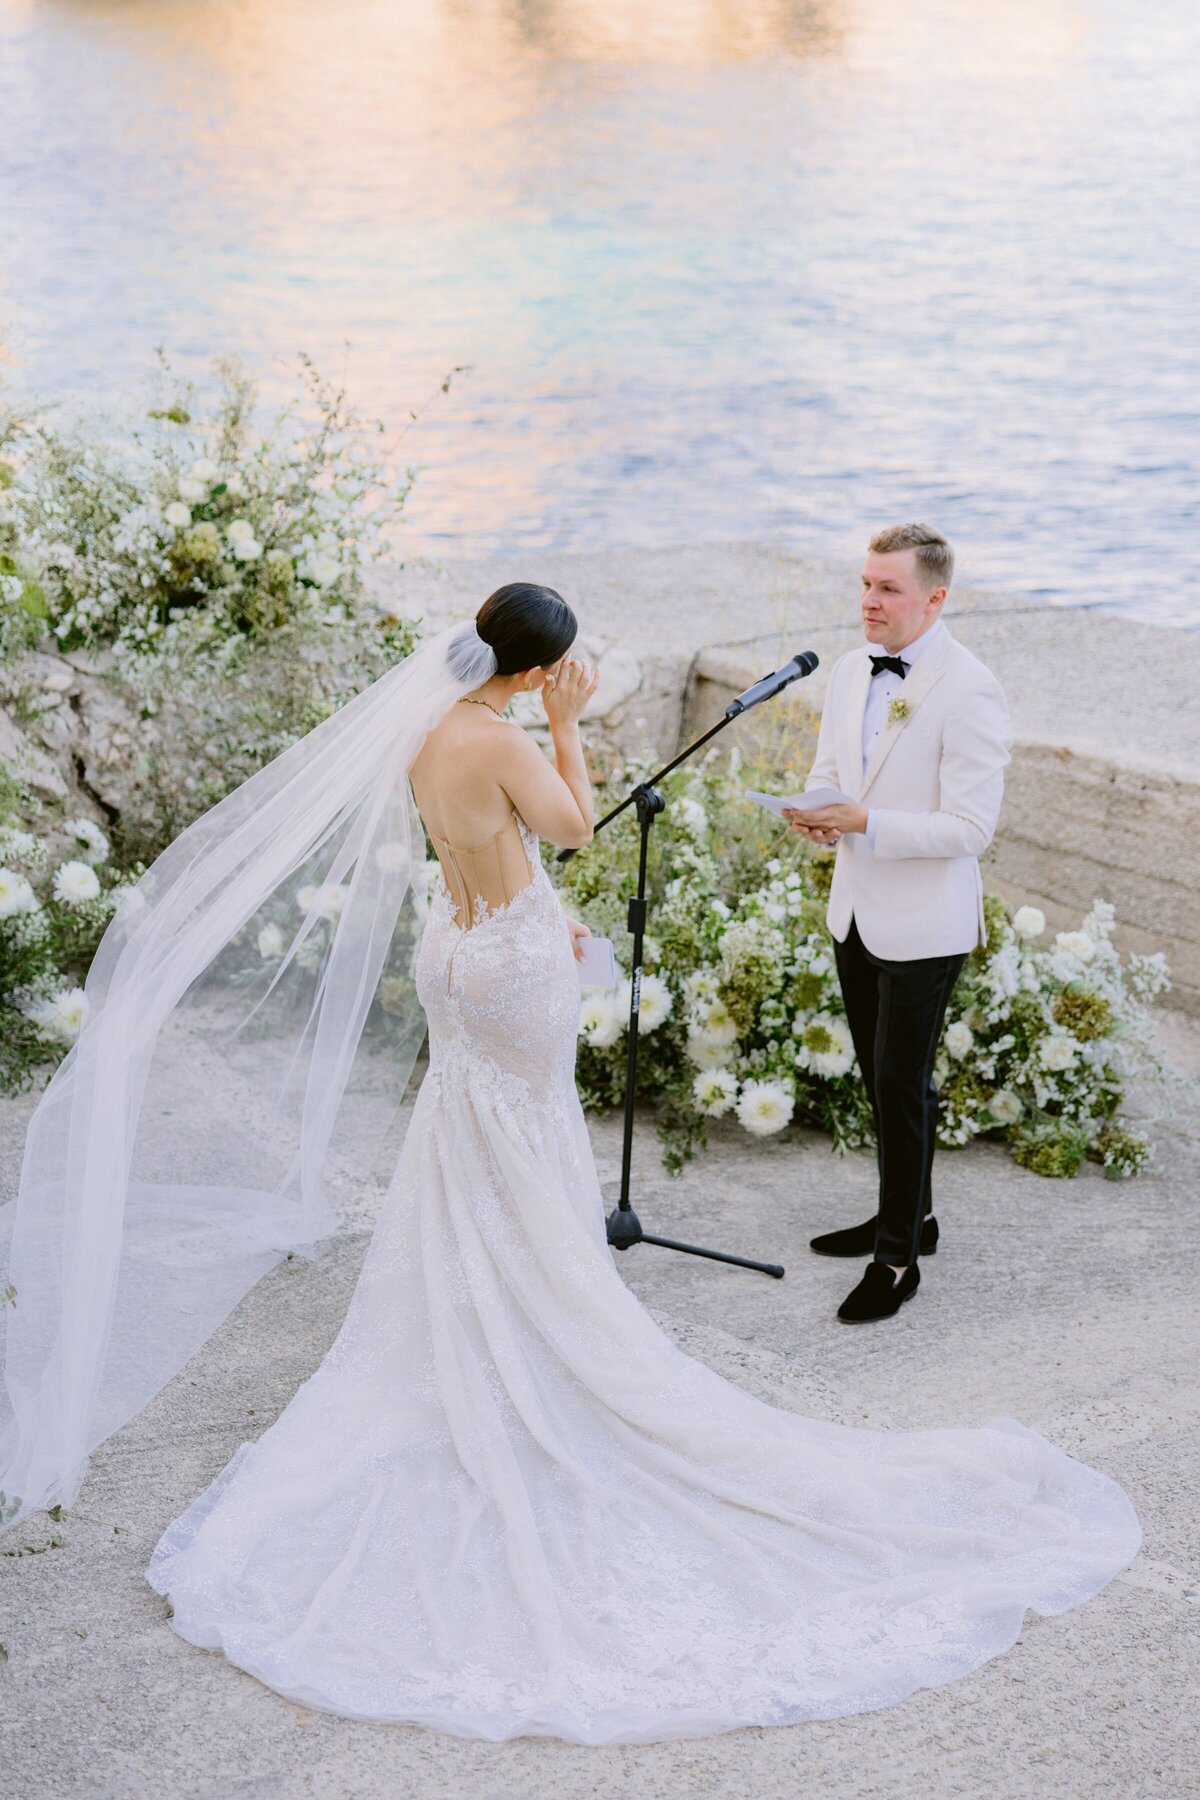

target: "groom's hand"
[782,802,868,841]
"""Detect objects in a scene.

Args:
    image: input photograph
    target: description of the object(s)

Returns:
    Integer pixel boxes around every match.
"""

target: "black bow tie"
[870,654,909,680]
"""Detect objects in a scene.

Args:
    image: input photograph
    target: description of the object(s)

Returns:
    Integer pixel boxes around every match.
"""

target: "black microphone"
[724,650,819,718]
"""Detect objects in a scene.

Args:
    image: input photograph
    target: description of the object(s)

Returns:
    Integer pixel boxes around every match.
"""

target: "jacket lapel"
[858,627,953,799]
[841,652,873,799]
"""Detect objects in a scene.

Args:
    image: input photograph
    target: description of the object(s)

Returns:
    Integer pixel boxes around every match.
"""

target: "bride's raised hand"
[542,656,599,730]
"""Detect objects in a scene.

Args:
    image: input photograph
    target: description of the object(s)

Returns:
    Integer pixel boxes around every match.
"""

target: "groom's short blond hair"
[869,523,954,593]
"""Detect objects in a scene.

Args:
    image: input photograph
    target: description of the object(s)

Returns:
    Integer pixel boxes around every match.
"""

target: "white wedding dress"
[147,812,1140,1744]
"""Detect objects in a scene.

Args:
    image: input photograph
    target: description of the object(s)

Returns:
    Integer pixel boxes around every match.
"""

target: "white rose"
[988,1089,1024,1126]
[1012,906,1046,940]
[944,1020,974,1060]
[692,1069,738,1117]
[224,472,248,500]
[52,860,101,905]
[303,550,341,588]
[735,1078,795,1138]
[177,476,206,503]
[230,536,263,563]
[164,501,191,529]
[1038,1034,1079,1072]
[0,866,40,917]
[226,518,255,543]
[1053,930,1095,962]
[257,923,285,959]
[188,458,218,483]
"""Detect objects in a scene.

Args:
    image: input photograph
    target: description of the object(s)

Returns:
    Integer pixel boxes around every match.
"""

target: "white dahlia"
[635,973,674,1033]
[0,866,40,917]
[52,860,101,905]
[64,816,110,865]
[30,986,89,1043]
[736,1078,794,1138]
[579,993,624,1049]
[793,1012,855,1078]
[692,1068,738,1117]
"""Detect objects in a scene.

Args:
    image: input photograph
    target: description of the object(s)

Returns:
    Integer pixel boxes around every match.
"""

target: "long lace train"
[148,822,1140,1743]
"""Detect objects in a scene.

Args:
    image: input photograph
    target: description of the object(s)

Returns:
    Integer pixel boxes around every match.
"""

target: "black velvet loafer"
[837,1261,921,1323]
[810,1215,938,1258]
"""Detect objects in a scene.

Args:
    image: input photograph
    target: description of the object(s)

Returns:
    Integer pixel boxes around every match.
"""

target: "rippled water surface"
[2,0,1198,620]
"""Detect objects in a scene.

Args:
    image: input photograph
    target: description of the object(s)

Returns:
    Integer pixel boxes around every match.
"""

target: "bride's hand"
[542,657,599,730]
[565,915,591,962]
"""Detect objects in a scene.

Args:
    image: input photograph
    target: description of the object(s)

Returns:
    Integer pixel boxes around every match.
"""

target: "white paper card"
[575,935,618,989]
[746,786,854,817]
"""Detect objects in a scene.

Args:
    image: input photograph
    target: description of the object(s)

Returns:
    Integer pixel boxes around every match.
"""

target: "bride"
[1,584,1139,1744]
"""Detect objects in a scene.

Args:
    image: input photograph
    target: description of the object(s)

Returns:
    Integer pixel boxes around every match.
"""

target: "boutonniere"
[887,697,911,726]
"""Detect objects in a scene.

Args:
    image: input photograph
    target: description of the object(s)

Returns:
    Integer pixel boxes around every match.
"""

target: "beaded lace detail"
[148,811,1141,1743]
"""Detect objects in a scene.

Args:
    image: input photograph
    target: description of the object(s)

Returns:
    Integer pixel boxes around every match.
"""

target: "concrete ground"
[1,1014,1197,1800]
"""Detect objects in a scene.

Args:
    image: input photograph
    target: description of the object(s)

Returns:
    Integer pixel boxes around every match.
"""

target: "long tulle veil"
[0,620,499,1530]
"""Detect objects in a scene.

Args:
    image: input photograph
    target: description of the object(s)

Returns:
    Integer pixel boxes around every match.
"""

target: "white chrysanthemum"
[257,923,285,959]
[188,457,218,483]
[687,1028,737,1069]
[988,1089,1024,1125]
[692,1069,738,1117]
[793,1012,855,1078]
[177,476,206,503]
[944,1020,974,1059]
[1012,906,1046,940]
[1054,930,1095,962]
[64,816,110,866]
[1038,1034,1079,1072]
[635,973,673,1033]
[30,986,89,1043]
[0,866,40,917]
[164,500,191,529]
[579,993,624,1049]
[736,1077,794,1138]
[52,859,101,905]
[230,536,263,563]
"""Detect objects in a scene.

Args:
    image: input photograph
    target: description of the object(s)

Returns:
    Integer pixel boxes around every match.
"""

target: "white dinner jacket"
[805,624,1012,960]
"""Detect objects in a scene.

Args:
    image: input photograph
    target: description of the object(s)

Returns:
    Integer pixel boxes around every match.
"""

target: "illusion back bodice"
[429,809,536,929]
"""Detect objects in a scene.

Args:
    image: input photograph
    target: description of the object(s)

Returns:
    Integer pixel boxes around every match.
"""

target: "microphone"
[724,650,819,718]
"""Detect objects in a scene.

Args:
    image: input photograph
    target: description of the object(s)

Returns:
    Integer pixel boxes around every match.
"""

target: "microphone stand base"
[605,1205,785,1279]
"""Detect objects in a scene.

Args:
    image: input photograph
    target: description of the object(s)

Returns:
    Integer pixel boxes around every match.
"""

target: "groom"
[784,523,1012,1323]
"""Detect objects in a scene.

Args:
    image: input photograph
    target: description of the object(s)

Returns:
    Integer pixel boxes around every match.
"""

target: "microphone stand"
[559,664,816,1281]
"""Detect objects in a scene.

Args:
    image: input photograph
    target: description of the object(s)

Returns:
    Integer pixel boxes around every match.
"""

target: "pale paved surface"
[1,1017,1198,1800]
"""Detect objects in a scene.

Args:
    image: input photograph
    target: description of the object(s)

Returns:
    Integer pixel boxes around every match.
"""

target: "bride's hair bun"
[475,584,576,675]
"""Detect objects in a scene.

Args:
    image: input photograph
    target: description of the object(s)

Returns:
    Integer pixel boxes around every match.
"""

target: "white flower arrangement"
[52,859,102,905]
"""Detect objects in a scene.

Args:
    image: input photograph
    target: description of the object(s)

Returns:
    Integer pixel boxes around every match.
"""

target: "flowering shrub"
[0,353,414,664]
[554,754,1170,1179]
[0,776,143,1093]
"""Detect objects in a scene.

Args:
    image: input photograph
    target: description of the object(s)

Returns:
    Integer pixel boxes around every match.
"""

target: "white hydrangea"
[736,1077,794,1138]
[1012,906,1046,940]
[257,923,285,959]
[52,859,101,905]
[29,986,89,1043]
[692,1069,738,1117]
[164,501,191,529]
[792,1012,855,1078]
[944,1020,974,1059]
[1038,1033,1080,1072]
[579,992,625,1049]
[988,1089,1024,1126]
[0,866,40,917]
[64,816,110,865]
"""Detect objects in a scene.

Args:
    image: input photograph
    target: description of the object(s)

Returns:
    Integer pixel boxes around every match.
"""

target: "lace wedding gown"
[148,812,1140,1744]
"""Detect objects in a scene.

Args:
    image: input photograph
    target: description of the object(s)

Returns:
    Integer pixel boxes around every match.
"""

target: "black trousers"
[833,918,966,1267]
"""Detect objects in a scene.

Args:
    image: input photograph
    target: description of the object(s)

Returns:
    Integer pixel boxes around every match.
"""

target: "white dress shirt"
[861,617,945,848]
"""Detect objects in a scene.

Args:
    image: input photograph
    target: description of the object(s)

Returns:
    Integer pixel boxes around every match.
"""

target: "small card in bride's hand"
[576,935,618,989]
[746,787,854,818]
